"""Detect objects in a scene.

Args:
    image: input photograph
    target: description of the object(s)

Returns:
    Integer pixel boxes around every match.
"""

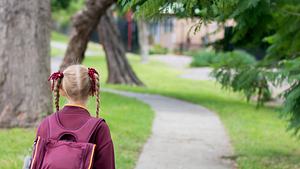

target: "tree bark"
[0,0,52,127]
[59,0,115,70]
[137,19,149,63]
[98,10,144,85]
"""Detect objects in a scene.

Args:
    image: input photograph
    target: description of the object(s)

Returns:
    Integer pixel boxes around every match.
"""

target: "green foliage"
[278,58,300,136]
[189,49,271,106]
[265,1,300,60]
[213,50,257,68]
[51,31,69,42]
[190,50,216,67]
[51,0,85,26]
[211,50,271,106]
[121,0,300,136]
[120,0,221,20]
[265,1,300,136]
[103,56,300,169]
[51,0,74,11]
[228,0,300,136]
[190,49,256,67]
[229,0,274,47]
[149,44,168,55]
[283,83,300,135]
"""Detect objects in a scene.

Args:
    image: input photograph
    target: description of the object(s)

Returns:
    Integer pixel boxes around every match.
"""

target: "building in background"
[148,18,225,52]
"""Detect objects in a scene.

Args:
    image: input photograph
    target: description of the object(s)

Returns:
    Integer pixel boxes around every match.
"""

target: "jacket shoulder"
[36,115,52,139]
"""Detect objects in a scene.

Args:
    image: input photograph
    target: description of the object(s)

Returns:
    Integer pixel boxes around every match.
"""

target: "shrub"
[211,50,272,106]
[149,44,168,55]
[213,50,257,69]
[190,49,257,68]
[190,50,216,67]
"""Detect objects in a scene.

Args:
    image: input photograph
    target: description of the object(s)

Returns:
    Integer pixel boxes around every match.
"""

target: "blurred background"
[1,0,300,169]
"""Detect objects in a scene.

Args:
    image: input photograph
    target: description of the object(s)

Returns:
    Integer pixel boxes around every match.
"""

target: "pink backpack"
[30,113,103,169]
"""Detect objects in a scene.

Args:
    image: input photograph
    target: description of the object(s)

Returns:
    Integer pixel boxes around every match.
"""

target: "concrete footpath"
[51,54,235,169]
[104,89,236,169]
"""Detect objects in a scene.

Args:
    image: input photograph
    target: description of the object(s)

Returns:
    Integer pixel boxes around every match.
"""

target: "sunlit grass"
[51,31,104,57]
[51,31,69,42]
[52,31,300,168]
[51,47,64,57]
[2,31,298,169]
[84,55,300,169]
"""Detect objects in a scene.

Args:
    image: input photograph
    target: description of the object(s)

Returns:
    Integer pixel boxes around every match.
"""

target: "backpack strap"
[48,113,103,143]
[74,117,104,142]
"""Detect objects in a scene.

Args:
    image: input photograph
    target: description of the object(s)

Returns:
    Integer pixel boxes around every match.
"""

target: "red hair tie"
[88,68,99,96]
[48,71,64,91]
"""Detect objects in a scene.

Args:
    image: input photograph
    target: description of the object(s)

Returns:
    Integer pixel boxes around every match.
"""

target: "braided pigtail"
[95,73,100,118]
[48,71,64,112]
[54,78,62,111]
[88,68,100,118]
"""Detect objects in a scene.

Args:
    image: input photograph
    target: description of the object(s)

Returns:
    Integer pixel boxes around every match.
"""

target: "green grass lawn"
[83,55,300,169]
[51,31,69,42]
[51,31,104,57]
[0,92,154,169]
[2,31,298,169]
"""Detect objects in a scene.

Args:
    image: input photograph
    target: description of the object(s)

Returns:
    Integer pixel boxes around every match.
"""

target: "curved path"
[104,89,235,169]
[51,53,235,168]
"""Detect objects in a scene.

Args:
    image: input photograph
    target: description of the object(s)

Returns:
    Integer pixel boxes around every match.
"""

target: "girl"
[32,65,115,169]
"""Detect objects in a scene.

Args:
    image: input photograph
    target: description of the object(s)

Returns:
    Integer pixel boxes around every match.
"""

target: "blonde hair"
[53,65,100,117]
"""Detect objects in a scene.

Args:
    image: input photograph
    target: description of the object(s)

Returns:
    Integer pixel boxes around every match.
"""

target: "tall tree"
[58,0,144,85]
[0,0,52,127]
[59,0,115,70]
[137,19,149,63]
[98,9,144,85]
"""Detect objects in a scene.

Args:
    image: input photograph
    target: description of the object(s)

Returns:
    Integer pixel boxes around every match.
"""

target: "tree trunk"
[137,19,149,63]
[59,0,115,70]
[98,10,144,85]
[0,0,52,127]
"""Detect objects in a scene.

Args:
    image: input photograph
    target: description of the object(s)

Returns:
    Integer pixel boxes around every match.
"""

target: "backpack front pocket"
[41,141,84,169]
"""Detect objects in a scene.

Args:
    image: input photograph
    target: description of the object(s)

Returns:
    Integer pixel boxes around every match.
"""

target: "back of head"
[62,65,92,102]
[49,65,100,117]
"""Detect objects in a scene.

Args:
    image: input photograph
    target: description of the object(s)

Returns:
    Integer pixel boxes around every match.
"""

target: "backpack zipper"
[30,136,41,169]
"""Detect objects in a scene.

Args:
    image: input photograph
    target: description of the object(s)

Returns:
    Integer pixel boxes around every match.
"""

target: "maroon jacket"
[36,105,115,169]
